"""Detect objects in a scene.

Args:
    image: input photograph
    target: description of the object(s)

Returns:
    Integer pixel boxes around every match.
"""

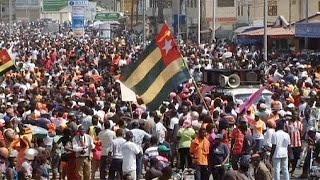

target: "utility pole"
[212,0,215,42]
[289,0,292,28]
[263,0,267,61]
[177,0,180,38]
[305,0,308,49]
[197,0,201,44]
[131,0,134,30]
[8,0,12,37]
[142,0,145,46]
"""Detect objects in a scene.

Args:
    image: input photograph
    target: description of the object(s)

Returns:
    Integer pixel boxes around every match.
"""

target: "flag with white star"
[0,49,14,76]
[120,23,190,110]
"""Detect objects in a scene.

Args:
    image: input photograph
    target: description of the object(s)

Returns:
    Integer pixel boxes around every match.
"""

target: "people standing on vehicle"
[190,128,210,180]
[270,120,291,180]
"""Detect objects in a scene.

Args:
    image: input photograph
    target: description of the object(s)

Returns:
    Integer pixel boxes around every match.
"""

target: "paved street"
[86,166,308,180]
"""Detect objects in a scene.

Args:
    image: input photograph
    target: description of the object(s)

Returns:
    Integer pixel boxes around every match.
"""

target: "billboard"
[71,0,88,37]
[43,0,68,12]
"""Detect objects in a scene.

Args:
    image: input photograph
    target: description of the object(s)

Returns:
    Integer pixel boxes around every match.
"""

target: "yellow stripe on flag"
[124,48,162,89]
[140,57,184,105]
[0,60,14,72]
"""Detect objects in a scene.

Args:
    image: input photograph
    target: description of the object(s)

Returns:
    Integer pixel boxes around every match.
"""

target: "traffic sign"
[43,0,68,12]
[69,0,88,6]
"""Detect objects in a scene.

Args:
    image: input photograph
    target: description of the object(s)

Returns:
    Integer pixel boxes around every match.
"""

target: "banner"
[238,86,265,114]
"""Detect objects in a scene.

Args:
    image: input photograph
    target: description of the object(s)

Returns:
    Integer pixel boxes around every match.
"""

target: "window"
[217,0,234,7]
[150,0,157,8]
[268,5,277,16]
[241,5,243,16]
[237,5,244,16]
[187,0,197,8]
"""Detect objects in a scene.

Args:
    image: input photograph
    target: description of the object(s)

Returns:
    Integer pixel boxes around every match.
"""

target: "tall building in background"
[15,0,41,21]
[0,0,16,22]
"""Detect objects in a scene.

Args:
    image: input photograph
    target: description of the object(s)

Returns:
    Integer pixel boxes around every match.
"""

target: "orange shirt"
[190,137,210,165]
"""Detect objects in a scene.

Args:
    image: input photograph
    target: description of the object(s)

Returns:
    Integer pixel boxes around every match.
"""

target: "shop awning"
[238,27,294,38]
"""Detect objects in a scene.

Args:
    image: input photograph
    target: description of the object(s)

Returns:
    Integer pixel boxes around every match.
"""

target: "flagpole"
[128,101,133,118]
[181,58,214,126]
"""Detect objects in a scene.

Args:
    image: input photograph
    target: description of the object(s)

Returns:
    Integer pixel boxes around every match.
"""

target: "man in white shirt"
[270,120,291,180]
[130,121,151,178]
[109,128,126,180]
[98,121,116,179]
[263,121,276,148]
[122,131,142,180]
[72,125,95,180]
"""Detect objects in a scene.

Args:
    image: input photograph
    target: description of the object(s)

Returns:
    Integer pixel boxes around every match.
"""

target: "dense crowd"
[0,21,318,180]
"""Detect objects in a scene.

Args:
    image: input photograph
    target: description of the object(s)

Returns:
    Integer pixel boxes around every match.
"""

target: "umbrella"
[25,124,48,138]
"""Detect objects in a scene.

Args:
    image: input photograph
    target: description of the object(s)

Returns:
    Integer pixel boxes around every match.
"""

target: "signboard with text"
[295,23,320,38]
[71,0,88,37]
[43,0,68,12]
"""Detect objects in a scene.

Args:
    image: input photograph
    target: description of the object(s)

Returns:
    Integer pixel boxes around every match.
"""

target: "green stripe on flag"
[131,59,166,96]
[121,41,158,81]
[146,70,190,111]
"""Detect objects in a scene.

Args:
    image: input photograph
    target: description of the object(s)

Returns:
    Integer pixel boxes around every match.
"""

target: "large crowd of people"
[0,21,317,180]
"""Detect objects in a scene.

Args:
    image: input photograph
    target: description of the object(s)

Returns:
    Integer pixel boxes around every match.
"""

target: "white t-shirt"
[122,141,141,172]
[156,122,167,144]
[131,129,151,146]
[98,129,116,156]
[111,137,126,159]
[169,117,179,130]
[264,128,275,148]
[271,130,291,158]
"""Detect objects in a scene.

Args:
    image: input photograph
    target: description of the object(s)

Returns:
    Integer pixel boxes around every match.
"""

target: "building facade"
[0,0,16,22]
[237,0,320,25]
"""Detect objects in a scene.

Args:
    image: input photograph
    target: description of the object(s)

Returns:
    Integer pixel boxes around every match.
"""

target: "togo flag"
[0,48,14,75]
[120,23,190,111]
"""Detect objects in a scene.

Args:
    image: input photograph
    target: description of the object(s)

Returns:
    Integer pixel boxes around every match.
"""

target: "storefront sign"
[295,23,320,38]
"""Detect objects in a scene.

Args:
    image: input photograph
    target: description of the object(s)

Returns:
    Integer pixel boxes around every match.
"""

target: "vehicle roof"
[216,87,273,95]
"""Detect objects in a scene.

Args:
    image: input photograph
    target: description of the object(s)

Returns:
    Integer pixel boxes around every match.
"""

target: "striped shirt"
[231,128,245,155]
[286,121,303,147]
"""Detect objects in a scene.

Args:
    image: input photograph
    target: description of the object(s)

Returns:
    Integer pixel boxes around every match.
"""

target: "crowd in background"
[0,21,317,180]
